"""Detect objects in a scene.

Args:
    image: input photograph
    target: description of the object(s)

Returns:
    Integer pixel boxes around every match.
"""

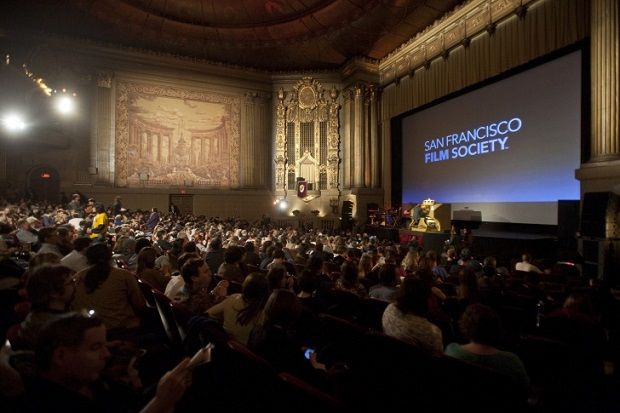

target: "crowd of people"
[0,191,617,411]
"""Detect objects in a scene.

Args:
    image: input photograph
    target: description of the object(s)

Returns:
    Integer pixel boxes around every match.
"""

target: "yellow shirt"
[91,212,109,238]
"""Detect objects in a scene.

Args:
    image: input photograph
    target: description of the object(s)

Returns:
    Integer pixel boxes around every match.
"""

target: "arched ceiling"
[1,0,464,71]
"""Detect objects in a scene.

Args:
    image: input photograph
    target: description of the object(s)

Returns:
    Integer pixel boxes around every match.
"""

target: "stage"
[365,225,558,263]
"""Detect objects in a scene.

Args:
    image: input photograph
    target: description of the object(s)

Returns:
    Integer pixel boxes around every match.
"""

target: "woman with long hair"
[71,243,145,332]
[207,272,269,345]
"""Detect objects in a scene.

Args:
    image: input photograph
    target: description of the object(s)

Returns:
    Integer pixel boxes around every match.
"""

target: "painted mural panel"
[115,81,240,188]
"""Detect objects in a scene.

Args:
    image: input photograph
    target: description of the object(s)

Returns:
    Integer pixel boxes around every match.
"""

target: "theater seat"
[278,372,343,413]
[152,290,184,352]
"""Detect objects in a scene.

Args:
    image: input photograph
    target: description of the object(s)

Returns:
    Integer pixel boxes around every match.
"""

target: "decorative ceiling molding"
[379,0,538,85]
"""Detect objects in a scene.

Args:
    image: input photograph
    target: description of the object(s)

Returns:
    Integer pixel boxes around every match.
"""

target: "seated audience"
[61,237,92,273]
[335,261,367,297]
[36,227,63,258]
[445,303,529,390]
[174,258,228,314]
[217,246,245,283]
[28,312,192,413]
[71,243,145,334]
[19,265,76,349]
[136,247,169,293]
[207,272,268,345]
[515,253,543,274]
[369,264,399,302]
[382,278,443,353]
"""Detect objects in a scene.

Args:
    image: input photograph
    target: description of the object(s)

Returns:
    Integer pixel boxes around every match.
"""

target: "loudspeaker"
[558,200,580,248]
[341,201,354,230]
[580,192,617,238]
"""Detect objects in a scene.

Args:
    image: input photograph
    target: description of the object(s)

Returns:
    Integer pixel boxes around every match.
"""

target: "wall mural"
[115,81,240,188]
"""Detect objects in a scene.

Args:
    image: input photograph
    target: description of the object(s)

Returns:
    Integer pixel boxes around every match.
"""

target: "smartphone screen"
[304,348,315,360]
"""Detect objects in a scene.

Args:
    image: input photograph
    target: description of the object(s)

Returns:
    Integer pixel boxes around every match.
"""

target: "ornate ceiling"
[1,0,464,71]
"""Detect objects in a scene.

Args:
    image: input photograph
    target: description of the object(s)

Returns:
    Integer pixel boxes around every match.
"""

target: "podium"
[297,180,307,198]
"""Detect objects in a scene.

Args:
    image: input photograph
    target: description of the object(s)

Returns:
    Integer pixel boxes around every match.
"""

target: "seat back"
[356,298,389,331]
[278,372,344,413]
[152,289,183,351]
[136,278,157,308]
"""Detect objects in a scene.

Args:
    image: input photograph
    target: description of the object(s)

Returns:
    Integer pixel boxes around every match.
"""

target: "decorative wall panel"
[115,81,240,188]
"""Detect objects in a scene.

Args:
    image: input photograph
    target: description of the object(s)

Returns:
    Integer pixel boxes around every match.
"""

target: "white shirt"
[61,250,89,273]
[164,275,185,302]
[515,262,543,273]
[68,218,84,231]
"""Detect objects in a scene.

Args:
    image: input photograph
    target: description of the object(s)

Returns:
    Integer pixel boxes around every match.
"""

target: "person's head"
[340,261,359,288]
[521,253,532,263]
[95,204,105,214]
[176,252,199,270]
[181,258,212,291]
[137,247,157,274]
[38,227,60,245]
[134,237,152,255]
[271,249,285,262]
[563,293,594,315]
[267,266,287,291]
[182,241,197,254]
[306,254,324,275]
[459,304,502,347]
[244,241,255,253]
[84,243,112,293]
[209,238,222,250]
[458,268,479,301]
[26,265,76,311]
[298,270,319,294]
[237,272,269,326]
[73,236,92,253]
[264,289,302,328]
[358,253,372,274]
[224,246,244,264]
[379,264,398,287]
[35,312,109,383]
[395,278,430,317]
[483,256,497,269]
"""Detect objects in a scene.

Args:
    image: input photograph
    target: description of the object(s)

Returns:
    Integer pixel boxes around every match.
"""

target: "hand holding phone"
[187,343,214,370]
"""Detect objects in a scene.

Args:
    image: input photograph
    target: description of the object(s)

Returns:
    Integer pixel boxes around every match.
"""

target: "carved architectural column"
[353,84,365,187]
[241,92,270,188]
[274,88,287,193]
[591,0,620,161]
[369,86,380,188]
[342,90,353,189]
[91,71,115,185]
[327,86,341,190]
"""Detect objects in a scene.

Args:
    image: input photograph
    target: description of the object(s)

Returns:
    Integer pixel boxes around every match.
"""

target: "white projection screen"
[398,50,582,225]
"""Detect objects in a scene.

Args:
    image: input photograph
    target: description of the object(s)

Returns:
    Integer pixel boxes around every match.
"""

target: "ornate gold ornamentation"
[275,77,341,192]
